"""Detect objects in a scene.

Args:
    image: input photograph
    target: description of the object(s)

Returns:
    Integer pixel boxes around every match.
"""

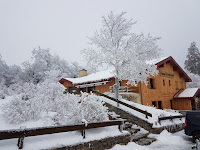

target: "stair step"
[127,128,140,135]
[136,137,156,146]
[123,122,133,130]
[131,133,149,142]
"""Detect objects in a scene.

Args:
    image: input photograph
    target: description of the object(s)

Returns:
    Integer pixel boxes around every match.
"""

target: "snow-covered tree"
[185,42,200,75]
[83,12,161,101]
[186,70,200,88]
[22,47,81,84]
[0,55,9,86]
[0,54,24,88]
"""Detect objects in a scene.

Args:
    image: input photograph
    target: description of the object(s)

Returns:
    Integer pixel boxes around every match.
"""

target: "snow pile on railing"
[102,93,184,127]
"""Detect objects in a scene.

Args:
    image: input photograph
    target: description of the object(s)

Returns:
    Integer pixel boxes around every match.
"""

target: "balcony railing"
[109,86,139,93]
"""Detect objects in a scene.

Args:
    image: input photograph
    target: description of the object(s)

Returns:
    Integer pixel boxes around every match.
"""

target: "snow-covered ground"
[102,93,185,127]
[109,130,194,150]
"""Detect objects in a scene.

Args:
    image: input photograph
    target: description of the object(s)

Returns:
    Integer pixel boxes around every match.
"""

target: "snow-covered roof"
[146,56,169,65]
[176,88,199,98]
[64,69,115,85]
[60,56,191,85]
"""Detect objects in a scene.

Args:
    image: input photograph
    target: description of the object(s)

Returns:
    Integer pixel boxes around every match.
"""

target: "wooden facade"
[141,61,187,109]
[59,56,200,110]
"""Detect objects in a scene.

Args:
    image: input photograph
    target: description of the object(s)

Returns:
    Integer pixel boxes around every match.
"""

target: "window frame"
[149,78,155,89]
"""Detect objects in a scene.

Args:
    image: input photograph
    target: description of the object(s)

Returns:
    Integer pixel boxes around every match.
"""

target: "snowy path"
[109,130,194,150]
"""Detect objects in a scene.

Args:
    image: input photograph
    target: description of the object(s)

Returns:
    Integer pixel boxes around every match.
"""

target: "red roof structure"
[155,56,192,82]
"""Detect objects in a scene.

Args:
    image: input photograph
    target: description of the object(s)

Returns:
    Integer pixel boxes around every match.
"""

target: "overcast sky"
[0,0,200,68]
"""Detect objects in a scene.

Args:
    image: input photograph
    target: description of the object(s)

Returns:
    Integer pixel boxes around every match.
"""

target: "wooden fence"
[93,90,152,118]
[0,120,123,149]
[158,115,186,125]
[109,86,139,93]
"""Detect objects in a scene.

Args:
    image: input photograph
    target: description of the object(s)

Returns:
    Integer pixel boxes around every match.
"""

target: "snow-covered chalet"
[59,56,200,111]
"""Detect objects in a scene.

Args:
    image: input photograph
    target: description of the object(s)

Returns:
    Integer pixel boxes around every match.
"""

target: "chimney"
[79,69,87,78]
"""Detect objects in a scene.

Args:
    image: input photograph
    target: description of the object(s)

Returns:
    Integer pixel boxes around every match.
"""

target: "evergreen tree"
[185,42,200,75]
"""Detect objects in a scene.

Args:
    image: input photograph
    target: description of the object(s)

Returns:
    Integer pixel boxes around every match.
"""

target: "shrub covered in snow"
[1,80,109,125]
[79,92,109,123]
[2,95,41,124]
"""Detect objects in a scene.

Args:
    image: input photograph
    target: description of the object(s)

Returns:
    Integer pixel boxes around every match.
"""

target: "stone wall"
[105,103,185,134]
[120,93,141,104]
[48,134,130,150]
[151,123,185,134]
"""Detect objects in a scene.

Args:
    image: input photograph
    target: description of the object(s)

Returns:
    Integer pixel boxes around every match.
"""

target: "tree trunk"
[115,77,120,107]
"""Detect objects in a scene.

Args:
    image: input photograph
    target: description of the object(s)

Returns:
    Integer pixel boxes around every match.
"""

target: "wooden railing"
[158,115,186,125]
[110,86,139,93]
[0,120,123,149]
[93,91,152,119]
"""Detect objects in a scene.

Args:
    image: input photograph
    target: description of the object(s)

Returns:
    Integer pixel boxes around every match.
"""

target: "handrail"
[158,115,185,124]
[93,91,152,119]
[0,120,123,149]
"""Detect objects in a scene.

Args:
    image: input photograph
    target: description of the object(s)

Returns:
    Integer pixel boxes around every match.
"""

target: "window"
[149,78,155,89]
[158,101,162,109]
[80,87,86,92]
[152,101,157,107]
[88,86,96,93]
[169,80,171,86]
[163,79,165,86]
[170,100,173,109]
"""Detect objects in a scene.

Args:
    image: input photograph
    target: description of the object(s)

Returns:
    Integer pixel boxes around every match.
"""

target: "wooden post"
[81,129,86,139]
[118,120,123,132]
[17,136,25,149]
[158,117,161,125]
[17,126,26,149]
[145,110,148,119]
[118,124,122,132]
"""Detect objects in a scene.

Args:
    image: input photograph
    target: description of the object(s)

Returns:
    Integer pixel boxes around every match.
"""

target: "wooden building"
[59,56,200,110]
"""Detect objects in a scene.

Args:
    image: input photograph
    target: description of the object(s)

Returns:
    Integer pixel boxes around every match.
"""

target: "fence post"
[81,129,86,139]
[158,117,161,125]
[17,136,25,149]
[145,110,148,119]
[118,120,124,132]
[17,126,26,149]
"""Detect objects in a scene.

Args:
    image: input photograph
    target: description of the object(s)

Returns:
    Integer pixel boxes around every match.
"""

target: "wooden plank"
[0,120,122,140]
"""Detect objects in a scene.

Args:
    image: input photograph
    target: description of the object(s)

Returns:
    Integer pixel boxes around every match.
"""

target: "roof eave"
[59,78,73,85]
[156,56,192,82]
